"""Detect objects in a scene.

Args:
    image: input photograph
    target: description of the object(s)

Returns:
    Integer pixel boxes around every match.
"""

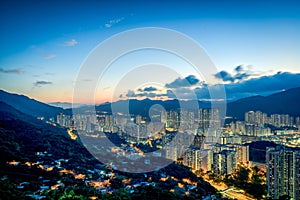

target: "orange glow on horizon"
[11,88,172,105]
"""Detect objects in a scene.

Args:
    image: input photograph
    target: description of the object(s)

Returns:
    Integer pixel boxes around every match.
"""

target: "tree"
[236,166,249,187]
[278,195,290,200]
[58,189,87,200]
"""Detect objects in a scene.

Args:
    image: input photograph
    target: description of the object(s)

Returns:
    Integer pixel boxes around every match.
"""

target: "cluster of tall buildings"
[229,121,272,136]
[181,134,249,177]
[226,110,300,137]
[266,146,300,199]
[56,108,300,198]
[56,108,221,134]
[245,110,300,128]
[160,108,221,132]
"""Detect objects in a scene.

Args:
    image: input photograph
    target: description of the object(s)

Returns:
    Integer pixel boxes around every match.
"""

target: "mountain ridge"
[227,87,300,120]
[1,87,300,121]
[0,89,64,119]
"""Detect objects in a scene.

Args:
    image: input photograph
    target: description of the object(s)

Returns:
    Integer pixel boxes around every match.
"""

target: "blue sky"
[0,0,300,103]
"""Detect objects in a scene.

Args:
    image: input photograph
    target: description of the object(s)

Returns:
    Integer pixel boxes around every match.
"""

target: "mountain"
[0,101,93,163]
[0,101,39,123]
[247,141,277,163]
[48,102,88,109]
[227,87,300,120]
[0,90,64,119]
[0,97,217,200]
[93,87,300,120]
[2,86,299,122]
[95,87,300,119]
[92,98,213,119]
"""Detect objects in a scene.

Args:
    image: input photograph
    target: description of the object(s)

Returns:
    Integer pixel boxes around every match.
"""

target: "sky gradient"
[1,0,300,103]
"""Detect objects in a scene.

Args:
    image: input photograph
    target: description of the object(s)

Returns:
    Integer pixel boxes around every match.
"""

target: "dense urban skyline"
[1,1,300,199]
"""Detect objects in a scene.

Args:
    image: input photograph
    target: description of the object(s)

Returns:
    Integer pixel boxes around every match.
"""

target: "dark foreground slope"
[0,101,217,200]
[0,89,64,119]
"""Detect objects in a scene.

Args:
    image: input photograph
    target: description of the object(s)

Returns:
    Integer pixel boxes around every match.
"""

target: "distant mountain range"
[1,87,300,121]
[48,102,90,109]
[227,87,300,120]
[95,99,211,117]
[92,87,300,120]
[0,90,63,119]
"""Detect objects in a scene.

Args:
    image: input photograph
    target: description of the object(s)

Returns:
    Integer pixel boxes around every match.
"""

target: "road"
[203,175,255,200]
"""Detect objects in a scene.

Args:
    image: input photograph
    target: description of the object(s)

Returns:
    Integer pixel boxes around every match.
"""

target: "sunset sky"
[1,0,300,103]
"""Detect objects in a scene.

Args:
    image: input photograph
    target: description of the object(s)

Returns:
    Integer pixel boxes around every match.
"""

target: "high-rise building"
[105,115,114,127]
[200,149,213,172]
[160,110,167,124]
[165,144,180,161]
[213,150,236,176]
[183,146,202,171]
[245,111,255,124]
[296,117,300,126]
[293,153,300,199]
[245,110,266,126]
[166,110,179,131]
[198,108,220,130]
[135,115,142,124]
[266,146,300,199]
[193,133,205,148]
[236,145,249,166]
[235,121,246,134]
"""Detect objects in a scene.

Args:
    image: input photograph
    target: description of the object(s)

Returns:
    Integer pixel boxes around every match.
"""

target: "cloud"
[43,54,56,59]
[105,17,125,28]
[215,70,235,82]
[143,86,157,92]
[137,92,158,98]
[121,71,300,102]
[0,68,24,74]
[234,73,250,81]
[165,75,200,88]
[126,90,135,98]
[227,72,300,93]
[210,71,300,100]
[234,65,243,72]
[34,80,52,87]
[64,39,78,46]
[165,88,196,99]
[215,65,253,83]
[124,88,164,99]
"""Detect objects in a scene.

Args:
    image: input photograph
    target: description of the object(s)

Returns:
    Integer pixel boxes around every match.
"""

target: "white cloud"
[0,68,24,74]
[105,17,125,28]
[105,23,112,28]
[43,54,56,59]
[34,80,53,87]
[64,39,78,46]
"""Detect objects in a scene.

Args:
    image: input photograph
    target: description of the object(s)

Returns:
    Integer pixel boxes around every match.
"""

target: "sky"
[0,0,300,103]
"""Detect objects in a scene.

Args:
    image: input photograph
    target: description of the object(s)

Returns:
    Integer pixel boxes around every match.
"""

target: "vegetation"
[0,110,218,199]
[224,165,267,199]
[248,141,277,163]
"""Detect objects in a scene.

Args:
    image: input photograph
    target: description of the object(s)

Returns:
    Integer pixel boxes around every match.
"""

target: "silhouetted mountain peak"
[0,89,64,118]
[227,87,300,120]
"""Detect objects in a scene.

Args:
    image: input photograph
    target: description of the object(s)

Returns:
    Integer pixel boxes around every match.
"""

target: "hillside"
[0,97,218,200]
[1,87,300,122]
[0,101,91,163]
[227,87,300,120]
[0,90,64,119]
